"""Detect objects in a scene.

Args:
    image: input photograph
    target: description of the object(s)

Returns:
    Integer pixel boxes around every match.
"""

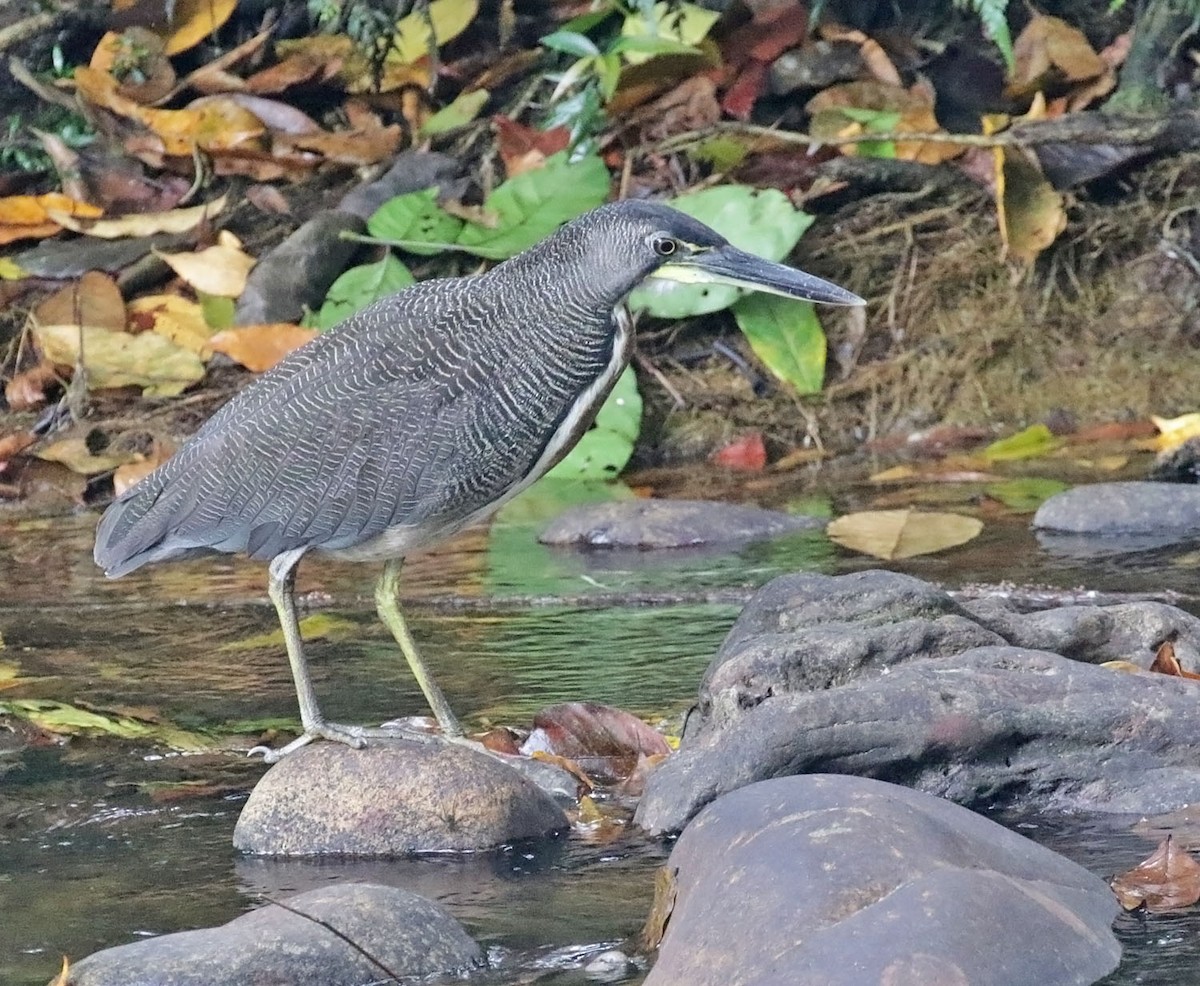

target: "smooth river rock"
[65,883,483,986]
[644,776,1121,986]
[234,739,567,855]
[637,570,1200,833]
[1033,481,1200,539]
[539,498,821,549]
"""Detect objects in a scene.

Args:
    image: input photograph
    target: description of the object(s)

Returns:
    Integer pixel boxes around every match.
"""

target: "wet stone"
[538,498,821,550]
[1033,481,1200,538]
[234,739,567,855]
[66,882,484,986]
[637,569,1200,833]
[644,775,1121,986]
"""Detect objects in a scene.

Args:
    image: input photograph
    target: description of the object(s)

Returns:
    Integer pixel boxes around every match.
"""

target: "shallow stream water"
[2,466,1198,985]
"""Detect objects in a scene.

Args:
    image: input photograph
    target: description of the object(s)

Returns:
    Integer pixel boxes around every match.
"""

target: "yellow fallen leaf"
[128,294,216,355]
[392,0,480,64]
[48,194,228,239]
[36,438,136,474]
[0,193,102,245]
[156,230,255,297]
[826,509,984,560]
[1100,660,1144,674]
[32,323,205,396]
[1153,412,1200,452]
[208,323,318,372]
[164,0,238,55]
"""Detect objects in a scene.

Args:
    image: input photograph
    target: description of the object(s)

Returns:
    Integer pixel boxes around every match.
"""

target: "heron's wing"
[93,284,584,575]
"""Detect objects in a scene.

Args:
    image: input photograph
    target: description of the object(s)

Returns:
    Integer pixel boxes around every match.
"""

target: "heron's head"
[562,200,864,308]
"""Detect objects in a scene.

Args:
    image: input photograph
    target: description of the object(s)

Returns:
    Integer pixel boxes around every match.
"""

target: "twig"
[260,896,404,984]
[0,10,57,54]
[634,351,685,409]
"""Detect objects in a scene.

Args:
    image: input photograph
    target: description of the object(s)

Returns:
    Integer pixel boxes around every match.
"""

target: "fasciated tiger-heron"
[93,200,864,761]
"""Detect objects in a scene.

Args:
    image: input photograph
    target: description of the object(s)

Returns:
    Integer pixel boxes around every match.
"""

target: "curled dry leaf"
[5,363,61,411]
[48,193,228,239]
[1008,14,1107,100]
[161,0,238,55]
[156,230,255,297]
[494,116,571,177]
[819,25,901,86]
[1112,836,1200,912]
[90,28,176,103]
[827,509,984,560]
[1150,640,1200,681]
[521,702,672,783]
[207,324,318,372]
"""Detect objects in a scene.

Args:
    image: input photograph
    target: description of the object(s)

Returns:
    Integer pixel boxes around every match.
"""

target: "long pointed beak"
[652,246,865,306]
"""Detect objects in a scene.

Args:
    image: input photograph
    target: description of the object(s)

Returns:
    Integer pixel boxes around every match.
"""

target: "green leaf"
[421,89,489,135]
[545,365,642,479]
[392,0,480,64]
[629,186,814,318]
[542,29,601,57]
[732,294,826,395]
[982,423,1063,462]
[619,1,719,65]
[455,152,611,259]
[368,187,464,256]
[984,477,1070,512]
[838,107,900,159]
[198,292,235,329]
[312,254,414,331]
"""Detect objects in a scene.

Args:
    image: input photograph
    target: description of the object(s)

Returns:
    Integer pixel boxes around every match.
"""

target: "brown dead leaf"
[522,702,671,783]
[711,432,767,471]
[245,46,344,93]
[820,25,901,86]
[494,116,571,177]
[1009,14,1106,100]
[641,866,677,950]
[827,509,984,560]
[276,123,403,167]
[197,93,320,135]
[156,230,255,297]
[1112,836,1200,912]
[0,430,37,462]
[114,438,174,495]
[1150,640,1200,680]
[91,28,176,103]
[31,129,87,201]
[5,363,61,411]
[48,956,70,986]
[273,36,431,94]
[49,193,227,239]
[530,749,595,792]
[34,271,127,333]
[807,80,963,164]
[207,324,318,372]
[245,185,292,215]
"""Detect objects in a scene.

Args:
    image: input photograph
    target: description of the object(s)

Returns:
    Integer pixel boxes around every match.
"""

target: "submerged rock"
[638,570,1200,832]
[539,498,821,549]
[644,776,1121,986]
[66,883,483,986]
[234,739,567,855]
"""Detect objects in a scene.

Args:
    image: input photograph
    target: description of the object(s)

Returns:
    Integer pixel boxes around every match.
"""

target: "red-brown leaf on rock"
[522,702,671,782]
[1111,835,1200,912]
[712,432,767,471]
[1149,640,1200,681]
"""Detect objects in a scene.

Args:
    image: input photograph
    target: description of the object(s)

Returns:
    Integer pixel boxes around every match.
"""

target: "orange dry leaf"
[75,66,265,157]
[820,24,901,86]
[494,116,571,177]
[5,363,61,411]
[127,294,215,355]
[1009,14,1107,100]
[276,123,403,166]
[1149,640,1200,680]
[1112,836,1200,912]
[208,324,318,371]
[271,36,431,94]
[162,0,238,54]
[114,439,174,496]
[0,194,102,245]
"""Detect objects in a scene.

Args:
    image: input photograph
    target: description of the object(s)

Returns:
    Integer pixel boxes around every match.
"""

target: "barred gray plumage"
[93,199,863,760]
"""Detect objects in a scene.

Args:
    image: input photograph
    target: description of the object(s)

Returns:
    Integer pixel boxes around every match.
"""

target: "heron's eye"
[651,236,677,257]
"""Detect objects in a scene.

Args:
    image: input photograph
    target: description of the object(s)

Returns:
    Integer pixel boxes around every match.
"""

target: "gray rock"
[234,210,365,326]
[234,740,567,855]
[1033,481,1200,536]
[769,40,864,95]
[962,597,1200,668]
[644,775,1120,986]
[67,883,483,986]
[539,499,821,550]
[637,645,1200,833]
[336,150,462,220]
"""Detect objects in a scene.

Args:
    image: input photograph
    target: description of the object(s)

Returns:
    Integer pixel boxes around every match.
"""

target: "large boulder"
[65,883,483,986]
[644,775,1121,986]
[638,570,1200,833]
[234,739,567,855]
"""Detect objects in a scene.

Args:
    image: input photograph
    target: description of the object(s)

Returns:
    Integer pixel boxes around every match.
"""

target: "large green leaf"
[367,188,464,256]
[545,365,642,480]
[732,293,825,395]
[629,186,815,318]
[456,152,611,259]
[311,253,415,330]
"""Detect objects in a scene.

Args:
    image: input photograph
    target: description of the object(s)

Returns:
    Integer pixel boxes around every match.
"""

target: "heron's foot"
[248,720,446,763]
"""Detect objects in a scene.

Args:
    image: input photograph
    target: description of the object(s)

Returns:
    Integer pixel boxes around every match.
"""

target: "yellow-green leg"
[375,558,463,738]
